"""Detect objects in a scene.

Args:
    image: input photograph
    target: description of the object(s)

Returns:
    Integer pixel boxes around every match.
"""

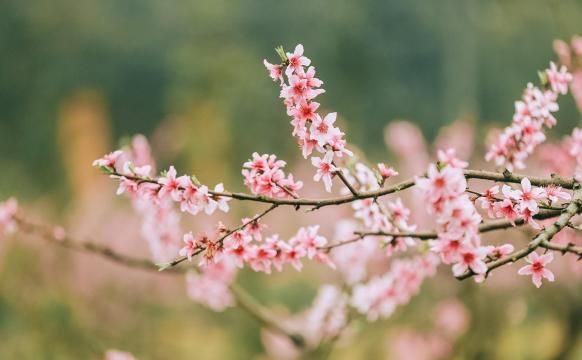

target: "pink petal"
[518,265,533,275]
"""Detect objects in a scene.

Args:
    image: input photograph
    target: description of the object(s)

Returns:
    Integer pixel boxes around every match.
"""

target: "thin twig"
[161,204,279,270]
[322,209,563,251]
[13,215,305,346]
[457,186,582,280]
[108,169,576,211]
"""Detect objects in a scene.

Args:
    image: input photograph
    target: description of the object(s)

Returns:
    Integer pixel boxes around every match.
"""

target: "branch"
[456,186,582,280]
[12,214,305,346]
[160,204,278,270]
[463,169,576,188]
[322,209,563,251]
[539,240,582,258]
[109,169,576,212]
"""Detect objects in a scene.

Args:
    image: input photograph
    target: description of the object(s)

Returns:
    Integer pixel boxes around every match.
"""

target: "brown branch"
[539,240,582,257]
[12,214,305,346]
[160,204,278,270]
[322,209,563,251]
[456,186,582,280]
[463,169,576,188]
[332,163,359,196]
[108,169,576,212]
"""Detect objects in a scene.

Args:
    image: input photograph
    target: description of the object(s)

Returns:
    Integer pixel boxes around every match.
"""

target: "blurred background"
[1,0,582,359]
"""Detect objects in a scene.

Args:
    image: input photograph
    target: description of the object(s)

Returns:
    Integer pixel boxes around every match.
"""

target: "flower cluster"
[94,149,231,218]
[95,136,182,262]
[179,221,334,274]
[416,151,490,278]
[0,197,18,235]
[477,178,570,228]
[346,163,414,255]
[486,63,572,170]
[264,44,352,192]
[351,254,439,321]
[242,153,303,198]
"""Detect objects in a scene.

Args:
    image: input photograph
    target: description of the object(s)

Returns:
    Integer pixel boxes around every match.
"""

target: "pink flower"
[158,166,183,201]
[437,148,468,169]
[518,252,555,288]
[546,61,572,95]
[429,234,468,264]
[377,163,398,182]
[263,59,283,83]
[285,44,311,76]
[489,243,514,258]
[93,150,123,170]
[494,198,519,225]
[179,232,199,261]
[476,185,499,218]
[211,183,231,213]
[0,197,18,235]
[415,164,466,204]
[543,185,571,203]
[291,100,320,123]
[513,178,545,212]
[310,112,337,146]
[293,225,327,259]
[242,217,267,241]
[452,246,489,276]
[311,151,337,192]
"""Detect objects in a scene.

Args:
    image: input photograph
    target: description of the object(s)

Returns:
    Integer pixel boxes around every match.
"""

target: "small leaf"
[156,262,172,272]
[275,46,287,63]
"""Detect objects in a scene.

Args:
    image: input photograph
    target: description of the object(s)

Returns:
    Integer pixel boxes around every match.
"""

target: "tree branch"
[456,186,582,280]
[12,214,305,346]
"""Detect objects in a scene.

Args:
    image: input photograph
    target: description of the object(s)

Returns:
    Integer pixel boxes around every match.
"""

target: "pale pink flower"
[494,198,519,225]
[377,163,398,182]
[297,66,323,88]
[311,151,337,192]
[546,61,572,95]
[93,150,123,169]
[297,131,318,158]
[415,164,466,204]
[437,148,468,169]
[489,243,515,259]
[158,166,183,201]
[518,252,555,288]
[310,112,337,146]
[476,185,499,218]
[263,59,283,83]
[513,178,545,212]
[241,217,267,241]
[285,44,311,75]
[293,225,327,259]
[179,232,199,261]
[543,185,571,203]
[429,234,468,264]
[291,100,319,123]
[452,246,489,276]
[211,183,231,213]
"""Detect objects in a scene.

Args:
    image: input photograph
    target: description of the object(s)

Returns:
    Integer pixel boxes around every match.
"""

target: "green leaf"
[156,262,172,272]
